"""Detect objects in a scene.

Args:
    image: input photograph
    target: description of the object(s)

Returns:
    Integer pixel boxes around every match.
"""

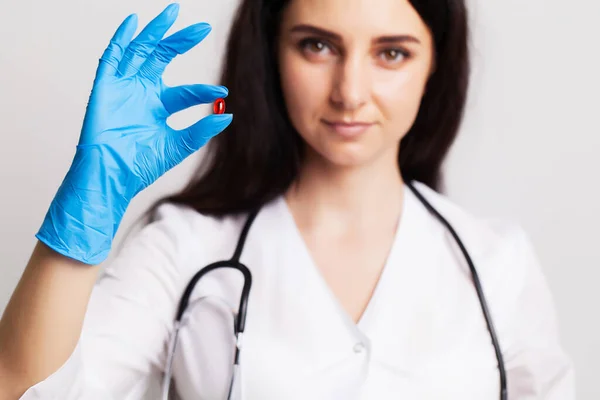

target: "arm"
[0,203,192,400]
[0,243,100,399]
[0,3,229,398]
[503,228,575,399]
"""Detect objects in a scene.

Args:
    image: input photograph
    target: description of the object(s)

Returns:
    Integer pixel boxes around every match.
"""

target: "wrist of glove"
[36,144,141,265]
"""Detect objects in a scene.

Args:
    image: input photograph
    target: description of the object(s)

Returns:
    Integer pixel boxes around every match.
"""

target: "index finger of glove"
[161,84,228,115]
[97,14,138,79]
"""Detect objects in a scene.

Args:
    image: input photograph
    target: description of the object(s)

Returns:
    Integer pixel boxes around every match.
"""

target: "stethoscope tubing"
[406,182,507,400]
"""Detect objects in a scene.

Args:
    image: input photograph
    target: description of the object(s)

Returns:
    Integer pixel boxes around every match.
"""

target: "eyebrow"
[289,24,421,45]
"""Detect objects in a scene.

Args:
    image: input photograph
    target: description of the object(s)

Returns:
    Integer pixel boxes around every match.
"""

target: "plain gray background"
[1,0,598,398]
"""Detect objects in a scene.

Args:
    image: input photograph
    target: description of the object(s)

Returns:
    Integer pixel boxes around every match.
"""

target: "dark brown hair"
[146,0,470,221]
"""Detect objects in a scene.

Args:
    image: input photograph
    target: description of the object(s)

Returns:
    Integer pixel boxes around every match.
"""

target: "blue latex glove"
[36,3,232,265]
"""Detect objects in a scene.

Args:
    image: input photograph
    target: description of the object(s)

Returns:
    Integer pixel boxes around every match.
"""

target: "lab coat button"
[353,343,365,353]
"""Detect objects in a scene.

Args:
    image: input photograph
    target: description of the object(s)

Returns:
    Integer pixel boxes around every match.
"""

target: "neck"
[284,150,405,236]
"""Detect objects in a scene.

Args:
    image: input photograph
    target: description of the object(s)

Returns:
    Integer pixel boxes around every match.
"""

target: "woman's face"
[277,0,434,169]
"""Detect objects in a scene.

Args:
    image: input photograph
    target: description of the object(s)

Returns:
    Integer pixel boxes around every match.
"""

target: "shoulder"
[409,181,532,253]
[110,202,241,269]
[409,181,555,331]
[143,201,249,252]
[150,202,245,235]
[141,201,273,269]
[408,181,540,286]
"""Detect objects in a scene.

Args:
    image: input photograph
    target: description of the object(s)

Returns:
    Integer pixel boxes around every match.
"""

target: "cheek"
[279,55,328,128]
[373,66,430,136]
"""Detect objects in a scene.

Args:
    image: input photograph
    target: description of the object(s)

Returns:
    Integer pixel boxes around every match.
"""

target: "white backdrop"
[1,0,598,398]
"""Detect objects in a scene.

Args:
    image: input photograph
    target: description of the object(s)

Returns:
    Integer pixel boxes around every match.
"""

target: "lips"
[322,120,374,138]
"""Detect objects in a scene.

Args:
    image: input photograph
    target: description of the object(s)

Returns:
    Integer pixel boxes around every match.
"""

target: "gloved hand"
[35,3,232,265]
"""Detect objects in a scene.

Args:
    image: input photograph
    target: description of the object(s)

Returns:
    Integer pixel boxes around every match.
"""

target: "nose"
[329,56,370,112]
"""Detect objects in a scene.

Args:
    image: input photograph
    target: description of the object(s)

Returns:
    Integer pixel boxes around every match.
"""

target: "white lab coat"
[19,181,575,399]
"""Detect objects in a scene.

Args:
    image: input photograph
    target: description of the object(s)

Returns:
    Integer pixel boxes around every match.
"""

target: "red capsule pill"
[213,98,226,114]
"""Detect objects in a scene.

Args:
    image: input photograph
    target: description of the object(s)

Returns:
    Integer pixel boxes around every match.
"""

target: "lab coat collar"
[242,181,445,375]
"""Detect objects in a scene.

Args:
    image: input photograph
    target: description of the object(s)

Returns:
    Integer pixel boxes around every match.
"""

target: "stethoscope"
[161,181,507,400]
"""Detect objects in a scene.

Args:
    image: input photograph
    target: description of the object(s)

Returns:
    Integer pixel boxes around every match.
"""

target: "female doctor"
[0,0,575,399]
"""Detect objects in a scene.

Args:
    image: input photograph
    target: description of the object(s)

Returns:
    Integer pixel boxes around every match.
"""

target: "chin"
[299,124,399,169]
[313,142,385,169]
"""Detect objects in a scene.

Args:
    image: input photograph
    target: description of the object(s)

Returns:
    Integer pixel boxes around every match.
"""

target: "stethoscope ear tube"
[174,209,260,325]
[163,208,261,400]
[162,321,181,400]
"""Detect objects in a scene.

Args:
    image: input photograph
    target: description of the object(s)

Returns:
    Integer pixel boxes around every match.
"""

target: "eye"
[379,48,409,63]
[299,38,331,55]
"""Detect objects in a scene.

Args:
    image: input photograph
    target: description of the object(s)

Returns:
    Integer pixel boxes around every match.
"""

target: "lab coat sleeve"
[18,203,194,400]
[502,226,576,399]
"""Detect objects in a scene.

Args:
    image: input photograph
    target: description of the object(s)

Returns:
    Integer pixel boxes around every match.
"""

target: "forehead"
[280,0,430,39]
